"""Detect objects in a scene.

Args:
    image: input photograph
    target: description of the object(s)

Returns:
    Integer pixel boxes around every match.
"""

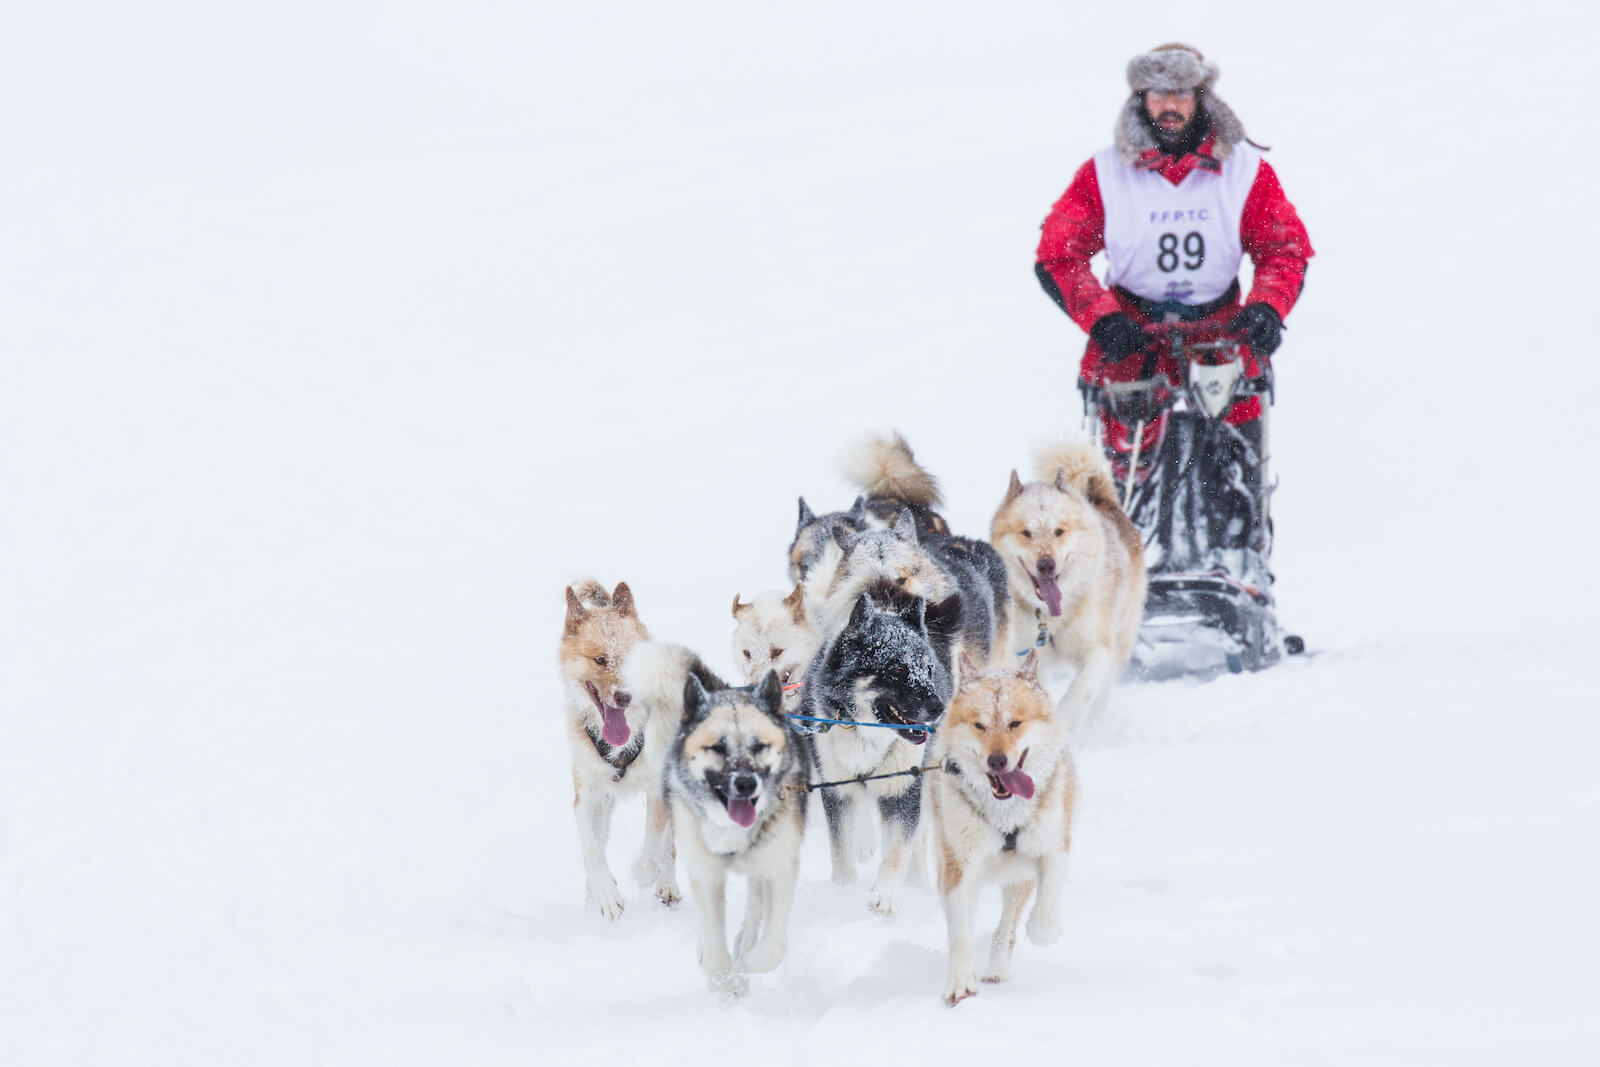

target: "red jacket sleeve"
[1239,159,1314,320]
[1036,159,1123,333]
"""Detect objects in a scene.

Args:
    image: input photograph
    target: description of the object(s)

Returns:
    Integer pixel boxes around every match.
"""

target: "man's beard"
[1149,105,1208,155]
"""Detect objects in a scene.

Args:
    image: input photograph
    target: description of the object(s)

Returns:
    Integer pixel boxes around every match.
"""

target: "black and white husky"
[626,642,807,998]
[798,590,958,916]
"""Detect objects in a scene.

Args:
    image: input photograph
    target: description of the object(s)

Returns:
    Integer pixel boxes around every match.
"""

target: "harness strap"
[584,723,645,781]
[941,758,1022,852]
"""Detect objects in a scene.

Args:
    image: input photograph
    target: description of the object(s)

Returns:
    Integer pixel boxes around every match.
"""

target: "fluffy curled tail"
[1035,440,1122,512]
[841,432,944,509]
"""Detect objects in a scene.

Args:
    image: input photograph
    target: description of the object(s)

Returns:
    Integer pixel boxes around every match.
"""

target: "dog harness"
[583,724,646,782]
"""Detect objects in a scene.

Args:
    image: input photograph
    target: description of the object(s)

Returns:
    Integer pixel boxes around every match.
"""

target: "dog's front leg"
[1057,645,1114,730]
[633,786,681,905]
[735,878,768,964]
[983,878,1035,983]
[1025,852,1068,946]
[743,855,799,974]
[575,786,623,920]
[866,782,920,918]
[820,786,858,884]
[939,852,980,1005]
[688,865,743,997]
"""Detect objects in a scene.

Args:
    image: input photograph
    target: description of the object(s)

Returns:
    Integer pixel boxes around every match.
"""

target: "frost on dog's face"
[680,671,791,828]
[832,509,946,602]
[944,651,1055,800]
[560,582,649,746]
[730,585,814,698]
[825,593,957,744]
[991,474,1102,619]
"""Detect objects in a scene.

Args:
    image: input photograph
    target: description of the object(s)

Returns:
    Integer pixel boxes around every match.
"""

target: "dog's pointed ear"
[1054,467,1072,493]
[1005,469,1025,505]
[754,669,784,720]
[1017,647,1041,684]
[732,593,750,619]
[899,595,928,630]
[611,582,635,617]
[849,592,875,629]
[832,523,860,554]
[796,497,816,531]
[783,582,806,625]
[923,593,963,639]
[957,648,983,687]
[892,507,919,543]
[683,672,710,724]
[847,495,867,524]
[564,586,589,635]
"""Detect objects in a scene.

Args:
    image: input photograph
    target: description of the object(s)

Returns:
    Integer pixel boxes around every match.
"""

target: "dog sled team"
[558,433,1144,1004]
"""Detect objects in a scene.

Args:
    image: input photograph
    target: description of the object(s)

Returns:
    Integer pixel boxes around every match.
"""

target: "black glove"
[1089,313,1150,363]
[1228,303,1283,358]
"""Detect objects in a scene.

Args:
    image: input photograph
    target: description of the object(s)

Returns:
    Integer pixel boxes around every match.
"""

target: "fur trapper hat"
[1116,43,1245,164]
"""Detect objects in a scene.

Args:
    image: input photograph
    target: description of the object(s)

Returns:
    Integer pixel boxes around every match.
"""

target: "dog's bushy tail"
[841,432,944,508]
[568,577,611,609]
[621,641,725,751]
[1035,440,1121,512]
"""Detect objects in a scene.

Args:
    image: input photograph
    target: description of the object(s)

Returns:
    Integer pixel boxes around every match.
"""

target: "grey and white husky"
[799,590,958,917]
[626,642,807,997]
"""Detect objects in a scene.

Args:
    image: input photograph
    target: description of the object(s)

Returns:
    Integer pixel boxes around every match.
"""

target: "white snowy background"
[3,1,1597,1063]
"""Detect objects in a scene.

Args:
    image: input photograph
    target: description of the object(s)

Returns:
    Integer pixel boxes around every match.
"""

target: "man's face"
[1144,87,1198,135]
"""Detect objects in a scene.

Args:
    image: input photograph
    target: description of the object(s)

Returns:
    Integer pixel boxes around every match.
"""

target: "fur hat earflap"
[1126,43,1217,93]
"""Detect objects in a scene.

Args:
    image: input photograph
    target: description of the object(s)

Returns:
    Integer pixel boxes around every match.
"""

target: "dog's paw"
[586,877,625,921]
[630,852,657,889]
[1026,909,1061,946]
[980,957,1011,984]
[654,879,682,907]
[866,887,900,919]
[942,972,979,1006]
[708,970,749,1000]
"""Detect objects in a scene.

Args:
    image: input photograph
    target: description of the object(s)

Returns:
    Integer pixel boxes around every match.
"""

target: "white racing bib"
[1095,143,1260,307]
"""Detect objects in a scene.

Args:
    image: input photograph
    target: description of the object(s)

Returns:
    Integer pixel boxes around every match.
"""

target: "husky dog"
[931,650,1077,1006]
[730,583,817,713]
[990,442,1146,729]
[788,431,951,585]
[559,579,677,918]
[817,434,1011,666]
[801,590,959,916]
[631,643,807,997]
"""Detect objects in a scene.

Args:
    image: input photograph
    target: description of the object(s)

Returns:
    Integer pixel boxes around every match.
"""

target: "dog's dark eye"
[1053,528,1064,537]
[972,722,986,732]
[1008,720,1021,730]
[770,647,783,660]
[1022,530,1032,540]
[707,742,727,757]
[895,576,907,586]
[750,741,769,756]
[743,649,752,660]
[593,655,607,667]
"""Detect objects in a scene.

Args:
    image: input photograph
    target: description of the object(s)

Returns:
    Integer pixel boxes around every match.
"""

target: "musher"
[1034,42,1314,488]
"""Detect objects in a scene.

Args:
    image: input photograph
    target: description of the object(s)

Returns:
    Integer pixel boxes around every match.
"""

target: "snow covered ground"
[3,1,1598,1063]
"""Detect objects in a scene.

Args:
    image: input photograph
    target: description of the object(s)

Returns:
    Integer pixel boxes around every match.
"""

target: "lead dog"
[931,649,1076,1005]
[989,441,1146,729]
[627,642,807,997]
[559,579,678,918]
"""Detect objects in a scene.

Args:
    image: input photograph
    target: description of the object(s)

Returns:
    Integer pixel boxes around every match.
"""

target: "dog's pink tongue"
[1033,573,1063,617]
[997,768,1036,800]
[727,797,757,828]
[600,705,631,747]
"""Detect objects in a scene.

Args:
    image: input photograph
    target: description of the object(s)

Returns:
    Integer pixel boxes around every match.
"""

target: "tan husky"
[558,579,677,918]
[729,583,817,713]
[990,441,1146,728]
[931,650,1076,1005]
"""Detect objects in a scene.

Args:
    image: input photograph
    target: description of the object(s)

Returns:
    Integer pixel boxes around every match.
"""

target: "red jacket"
[1037,133,1314,393]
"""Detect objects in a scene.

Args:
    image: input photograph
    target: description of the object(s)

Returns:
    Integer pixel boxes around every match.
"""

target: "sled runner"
[1084,319,1304,676]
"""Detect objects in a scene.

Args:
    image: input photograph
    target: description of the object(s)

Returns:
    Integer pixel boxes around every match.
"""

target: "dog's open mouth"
[715,787,759,828]
[586,683,630,747]
[1029,568,1063,617]
[877,703,928,745]
[987,751,1035,800]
